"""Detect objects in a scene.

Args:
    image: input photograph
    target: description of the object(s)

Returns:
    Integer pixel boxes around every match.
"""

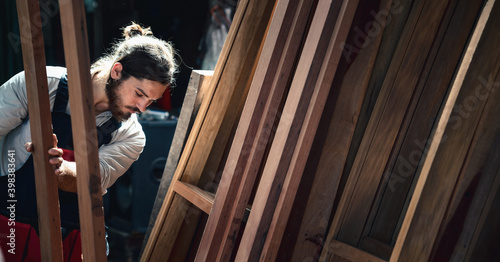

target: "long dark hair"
[92,22,178,88]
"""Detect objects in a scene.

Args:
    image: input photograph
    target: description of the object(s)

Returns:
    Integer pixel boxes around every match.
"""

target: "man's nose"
[137,99,149,112]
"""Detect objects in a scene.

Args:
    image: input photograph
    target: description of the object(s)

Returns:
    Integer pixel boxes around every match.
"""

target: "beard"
[105,77,135,121]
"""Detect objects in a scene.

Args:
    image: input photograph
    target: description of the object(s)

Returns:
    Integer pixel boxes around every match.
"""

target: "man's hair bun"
[122,22,153,39]
[92,21,178,87]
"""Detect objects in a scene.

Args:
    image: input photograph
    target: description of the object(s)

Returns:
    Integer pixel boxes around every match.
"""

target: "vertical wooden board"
[332,0,451,246]
[141,70,212,254]
[59,0,107,261]
[288,0,393,259]
[233,0,360,260]
[195,0,316,260]
[391,0,500,260]
[234,0,343,258]
[16,0,63,261]
[259,0,361,259]
[365,0,484,246]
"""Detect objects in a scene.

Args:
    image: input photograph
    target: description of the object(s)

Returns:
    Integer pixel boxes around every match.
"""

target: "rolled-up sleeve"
[98,114,145,192]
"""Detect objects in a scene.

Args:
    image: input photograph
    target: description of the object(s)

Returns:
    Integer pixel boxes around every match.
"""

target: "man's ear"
[110,62,123,80]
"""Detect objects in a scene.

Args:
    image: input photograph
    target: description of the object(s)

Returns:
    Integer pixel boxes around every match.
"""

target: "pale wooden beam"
[172,181,215,214]
[59,0,107,261]
[16,0,63,261]
[391,0,499,260]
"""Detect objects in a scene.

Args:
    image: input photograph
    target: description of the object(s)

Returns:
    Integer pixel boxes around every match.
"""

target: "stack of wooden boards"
[142,0,500,261]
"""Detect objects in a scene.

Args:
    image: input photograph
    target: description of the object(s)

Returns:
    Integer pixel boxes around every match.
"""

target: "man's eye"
[135,91,143,97]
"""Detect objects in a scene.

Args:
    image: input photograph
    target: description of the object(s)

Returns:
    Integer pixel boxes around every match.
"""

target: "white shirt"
[0,66,146,193]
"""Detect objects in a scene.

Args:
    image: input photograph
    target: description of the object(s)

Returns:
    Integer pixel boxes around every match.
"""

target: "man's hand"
[24,134,77,193]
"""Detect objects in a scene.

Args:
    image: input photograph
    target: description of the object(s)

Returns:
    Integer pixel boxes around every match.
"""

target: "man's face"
[106,76,167,121]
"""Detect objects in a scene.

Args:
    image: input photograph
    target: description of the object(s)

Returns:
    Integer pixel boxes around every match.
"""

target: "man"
[0,22,178,260]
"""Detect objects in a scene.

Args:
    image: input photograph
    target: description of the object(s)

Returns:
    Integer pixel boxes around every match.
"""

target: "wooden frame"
[140,0,276,260]
[142,70,213,252]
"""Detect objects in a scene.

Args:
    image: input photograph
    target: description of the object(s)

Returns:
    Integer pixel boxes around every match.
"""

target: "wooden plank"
[359,236,393,260]
[391,0,499,260]
[326,0,451,247]
[194,0,316,260]
[288,0,393,259]
[16,0,63,261]
[325,240,386,262]
[343,0,412,186]
[259,0,360,260]
[233,0,359,260]
[59,0,107,261]
[365,0,484,247]
[172,181,214,214]
[141,70,212,252]
[140,0,276,260]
